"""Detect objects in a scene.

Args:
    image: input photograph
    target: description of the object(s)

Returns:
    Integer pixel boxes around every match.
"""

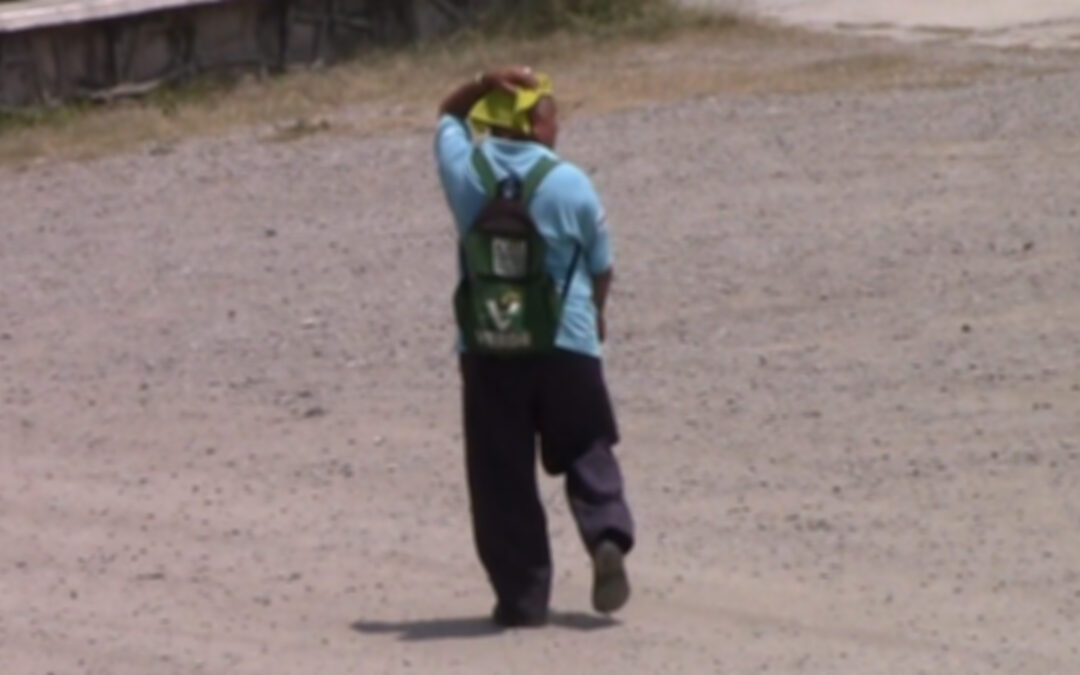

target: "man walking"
[434,66,635,628]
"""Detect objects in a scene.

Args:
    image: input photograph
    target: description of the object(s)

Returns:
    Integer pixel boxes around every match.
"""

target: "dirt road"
[2,21,1079,675]
[687,0,1080,48]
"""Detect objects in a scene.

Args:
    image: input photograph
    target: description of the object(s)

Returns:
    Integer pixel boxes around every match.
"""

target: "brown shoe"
[591,540,630,614]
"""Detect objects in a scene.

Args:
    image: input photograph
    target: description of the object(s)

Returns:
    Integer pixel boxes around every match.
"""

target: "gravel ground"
[686,0,1080,48]
[2,23,1079,675]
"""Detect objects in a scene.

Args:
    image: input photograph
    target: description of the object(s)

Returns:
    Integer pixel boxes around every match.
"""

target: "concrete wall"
[0,0,484,107]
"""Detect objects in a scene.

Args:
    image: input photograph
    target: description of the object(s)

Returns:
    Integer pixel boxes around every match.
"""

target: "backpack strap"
[522,156,559,204]
[560,243,582,303]
[518,156,575,298]
[471,147,498,196]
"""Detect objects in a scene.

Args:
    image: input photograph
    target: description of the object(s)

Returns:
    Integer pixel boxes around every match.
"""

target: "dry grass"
[0,8,1030,165]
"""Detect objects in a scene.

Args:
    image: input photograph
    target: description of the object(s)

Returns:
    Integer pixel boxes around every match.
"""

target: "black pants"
[460,349,635,617]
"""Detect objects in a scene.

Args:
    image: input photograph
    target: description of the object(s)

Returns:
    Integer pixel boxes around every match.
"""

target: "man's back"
[435,114,612,357]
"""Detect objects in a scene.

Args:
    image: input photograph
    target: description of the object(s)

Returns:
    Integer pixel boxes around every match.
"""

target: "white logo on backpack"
[485,290,523,331]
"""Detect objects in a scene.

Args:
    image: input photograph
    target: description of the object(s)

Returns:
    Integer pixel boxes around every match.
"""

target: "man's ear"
[529,96,558,147]
[531,97,557,125]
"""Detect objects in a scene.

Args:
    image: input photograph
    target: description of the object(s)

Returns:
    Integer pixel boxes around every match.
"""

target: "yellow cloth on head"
[468,73,554,136]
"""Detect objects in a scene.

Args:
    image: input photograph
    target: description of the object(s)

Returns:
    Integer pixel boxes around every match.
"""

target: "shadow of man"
[351,611,619,641]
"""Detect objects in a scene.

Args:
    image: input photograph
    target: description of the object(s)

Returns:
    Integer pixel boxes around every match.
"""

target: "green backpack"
[453,149,580,355]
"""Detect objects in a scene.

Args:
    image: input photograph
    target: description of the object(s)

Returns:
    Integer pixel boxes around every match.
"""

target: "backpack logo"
[486,289,523,331]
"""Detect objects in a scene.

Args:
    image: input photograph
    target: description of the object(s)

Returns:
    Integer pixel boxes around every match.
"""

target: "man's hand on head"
[439,65,538,120]
[481,66,538,93]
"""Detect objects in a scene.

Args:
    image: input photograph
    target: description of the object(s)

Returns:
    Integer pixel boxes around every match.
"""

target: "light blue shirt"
[434,114,612,358]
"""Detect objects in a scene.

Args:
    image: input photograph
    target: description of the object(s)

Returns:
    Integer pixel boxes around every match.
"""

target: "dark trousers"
[460,349,635,616]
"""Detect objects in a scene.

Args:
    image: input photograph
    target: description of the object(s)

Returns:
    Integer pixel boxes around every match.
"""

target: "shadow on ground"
[351,611,618,641]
